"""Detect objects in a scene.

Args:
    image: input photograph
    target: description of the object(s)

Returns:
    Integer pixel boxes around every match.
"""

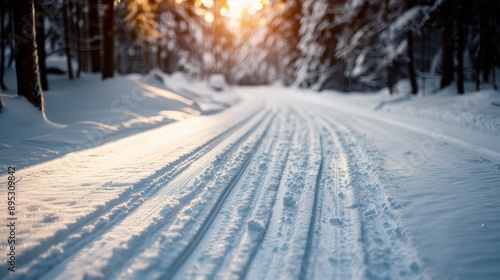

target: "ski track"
[7,91,498,279]
[176,105,294,280]
[318,109,425,280]
[4,107,265,279]
[36,107,274,280]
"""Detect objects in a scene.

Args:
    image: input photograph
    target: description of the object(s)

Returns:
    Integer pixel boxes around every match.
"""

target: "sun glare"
[187,0,269,23]
[224,0,266,20]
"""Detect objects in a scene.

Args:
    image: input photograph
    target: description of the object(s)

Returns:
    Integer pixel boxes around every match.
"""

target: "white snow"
[1,68,499,279]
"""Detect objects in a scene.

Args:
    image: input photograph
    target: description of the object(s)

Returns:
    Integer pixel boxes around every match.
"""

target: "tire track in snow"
[20,108,271,280]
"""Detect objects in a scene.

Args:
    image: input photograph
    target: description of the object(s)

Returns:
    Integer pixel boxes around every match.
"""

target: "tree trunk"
[440,1,454,89]
[7,7,14,68]
[89,0,101,73]
[62,1,73,80]
[75,0,86,77]
[12,0,44,112]
[0,0,7,90]
[455,1,464,94]
[406,30,418,94]
[81,1,89,73]
[67,0,78,79]
[0,4,4,111]
[144,42,150,73]
[475,57,481,91]
[476,5,483,91]
[157,40,162,70]
[102,0,114,79]
[35,0,48,90]
[421,30,426,96]
[479,6,493,84]
[387,64,394,95]
[493,64,497,90]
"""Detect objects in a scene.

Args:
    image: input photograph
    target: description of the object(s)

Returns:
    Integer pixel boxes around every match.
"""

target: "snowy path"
[1,89,499,279]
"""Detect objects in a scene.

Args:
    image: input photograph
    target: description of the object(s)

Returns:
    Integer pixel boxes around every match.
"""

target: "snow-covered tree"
[295,0,348,90]
[260,0,302,86]
[335,0,430,92]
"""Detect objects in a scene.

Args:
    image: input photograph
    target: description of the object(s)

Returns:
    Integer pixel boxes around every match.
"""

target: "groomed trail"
[1,89,499,280]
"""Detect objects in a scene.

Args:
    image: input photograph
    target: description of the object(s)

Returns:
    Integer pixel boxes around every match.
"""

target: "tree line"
[0,0,499,113]
[297,0,499,94]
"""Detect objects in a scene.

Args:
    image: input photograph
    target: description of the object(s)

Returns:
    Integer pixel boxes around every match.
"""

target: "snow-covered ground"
[0,62,239,169]
[1,69,499,279]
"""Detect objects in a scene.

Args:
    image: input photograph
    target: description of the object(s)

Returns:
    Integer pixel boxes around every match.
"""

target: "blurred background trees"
[1,0,499,111]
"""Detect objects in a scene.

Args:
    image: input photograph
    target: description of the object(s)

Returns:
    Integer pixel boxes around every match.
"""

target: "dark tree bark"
[387,64,395,95]
[62,0,74,80]
[7,7,14,68]
[144,42,150,73]
[479,5,494,84]
[12,0,44,112]
[493,63,497,90]
[89,0,101,73]
[0,0,7,90]
[455,1,464,94]
[440,0,454,89]
[35,0,48,90]
[406,30,418,94]
[81,1,89,73]
[102,0,114,79]
[157,41,162,70]
[75,0,83,78]
[68,0,78,78]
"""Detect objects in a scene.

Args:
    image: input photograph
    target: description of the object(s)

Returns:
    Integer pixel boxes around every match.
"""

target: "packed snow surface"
[0,72,499,280]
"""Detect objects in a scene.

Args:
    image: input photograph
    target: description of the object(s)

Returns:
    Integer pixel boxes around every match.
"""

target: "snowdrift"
[0,69,238,169]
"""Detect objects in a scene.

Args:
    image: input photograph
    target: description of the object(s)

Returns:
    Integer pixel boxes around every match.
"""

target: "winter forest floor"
[1,67,500,279]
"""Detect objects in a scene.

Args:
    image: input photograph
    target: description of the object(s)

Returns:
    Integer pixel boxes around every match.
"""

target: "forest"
[0,0,499,113]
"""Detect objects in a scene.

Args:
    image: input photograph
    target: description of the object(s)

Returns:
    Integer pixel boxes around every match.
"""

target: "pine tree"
[296,0,341,89]
[262,0,302,85]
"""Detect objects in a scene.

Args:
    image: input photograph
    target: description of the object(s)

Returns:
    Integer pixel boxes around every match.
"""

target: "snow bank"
[153,71,240,114]
[0,68,235,169]
[322,80,500,138]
